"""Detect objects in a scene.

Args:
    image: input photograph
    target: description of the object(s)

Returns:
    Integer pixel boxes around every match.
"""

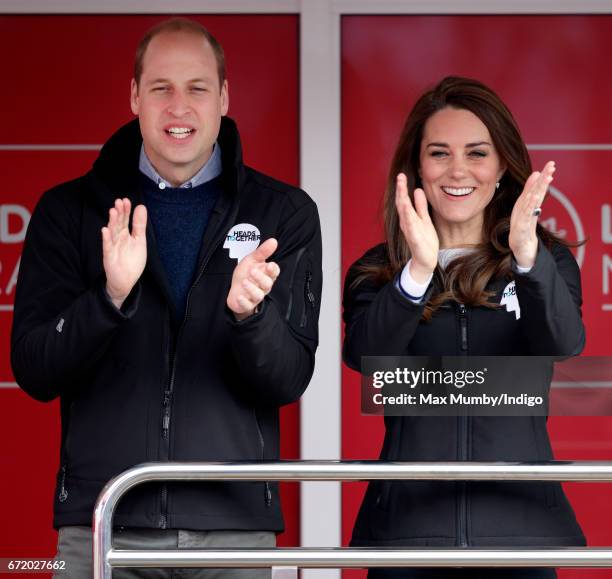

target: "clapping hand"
[395,173,439,282]
[101,198,147,309]
[509,161,555,269]
[226,238,280,321]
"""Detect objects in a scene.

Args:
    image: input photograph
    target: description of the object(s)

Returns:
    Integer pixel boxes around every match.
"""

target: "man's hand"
[227,238,280,321]
[509,161,555,269]
[101,198,147,309]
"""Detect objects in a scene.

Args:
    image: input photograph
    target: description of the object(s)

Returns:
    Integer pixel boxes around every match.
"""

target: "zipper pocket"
[300,270,316,328]
[285,247,307,322]
[58,465,68,503]
[253,411,272,508]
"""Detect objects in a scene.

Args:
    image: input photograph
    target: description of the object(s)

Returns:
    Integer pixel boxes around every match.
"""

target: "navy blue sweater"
[142,174,222,321]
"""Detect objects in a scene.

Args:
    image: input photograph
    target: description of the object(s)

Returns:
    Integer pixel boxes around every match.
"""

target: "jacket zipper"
[457,303,469,547]
[157,215,238,528]
[58,465,68,503]
[254,411,272,507]
[158,312,175,528]
[161,339,175,442]
[456,416,468,547]
[300,270,316,328]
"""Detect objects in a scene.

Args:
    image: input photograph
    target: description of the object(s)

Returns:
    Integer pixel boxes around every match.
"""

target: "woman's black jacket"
[343,241,586,547]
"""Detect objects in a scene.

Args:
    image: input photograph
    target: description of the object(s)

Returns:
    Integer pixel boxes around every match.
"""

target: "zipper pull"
[58,466,68,502]
[265,482,272,507]
[300,271,316,328]
[162,391,172,438]
[305,271,315,309]
[458,304,468,351]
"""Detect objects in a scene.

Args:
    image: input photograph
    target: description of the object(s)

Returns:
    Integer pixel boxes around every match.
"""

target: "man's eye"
[152,87,168,93]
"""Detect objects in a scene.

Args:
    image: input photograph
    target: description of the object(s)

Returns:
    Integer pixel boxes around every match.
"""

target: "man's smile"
[164,126,195,140]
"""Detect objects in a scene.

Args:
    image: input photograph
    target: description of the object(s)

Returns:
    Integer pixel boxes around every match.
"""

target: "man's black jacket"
[343,242,586,547]
[11,117,322,531]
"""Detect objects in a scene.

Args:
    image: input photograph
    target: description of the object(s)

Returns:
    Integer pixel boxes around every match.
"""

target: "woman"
[343,76,586,579]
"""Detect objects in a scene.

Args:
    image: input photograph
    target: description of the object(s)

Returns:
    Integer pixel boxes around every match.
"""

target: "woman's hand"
[509,161,555,269]
[395,173,439,283]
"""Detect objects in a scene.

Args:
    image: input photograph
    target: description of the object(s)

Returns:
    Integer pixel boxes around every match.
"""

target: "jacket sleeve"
[10,186,139,402]
[342,247,432,373]
[227,198,322,406]
[514,239,585,356]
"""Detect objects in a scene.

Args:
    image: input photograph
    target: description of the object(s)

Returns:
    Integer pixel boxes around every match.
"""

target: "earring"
[495,182,500,189]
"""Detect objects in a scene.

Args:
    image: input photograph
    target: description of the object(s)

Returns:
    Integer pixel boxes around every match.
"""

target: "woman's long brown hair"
[355,76,571,320]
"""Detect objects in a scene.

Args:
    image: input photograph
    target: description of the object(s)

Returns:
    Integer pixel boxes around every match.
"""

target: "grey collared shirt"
[138,142,222,189]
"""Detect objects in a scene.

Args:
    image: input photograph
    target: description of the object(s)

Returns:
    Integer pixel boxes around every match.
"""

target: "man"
[11,17,321,578]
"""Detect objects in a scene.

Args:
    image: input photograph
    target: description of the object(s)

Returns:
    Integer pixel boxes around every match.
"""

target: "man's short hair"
[134,17,226,89]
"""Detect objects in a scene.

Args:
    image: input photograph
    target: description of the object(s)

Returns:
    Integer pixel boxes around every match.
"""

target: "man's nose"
[166,91,190,116]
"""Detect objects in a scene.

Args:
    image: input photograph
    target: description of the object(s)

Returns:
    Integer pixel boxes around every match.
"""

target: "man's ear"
[130,78,139,116]
[220,80,229,116]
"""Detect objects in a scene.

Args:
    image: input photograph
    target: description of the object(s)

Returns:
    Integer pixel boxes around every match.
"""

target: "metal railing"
[93,461,612,578]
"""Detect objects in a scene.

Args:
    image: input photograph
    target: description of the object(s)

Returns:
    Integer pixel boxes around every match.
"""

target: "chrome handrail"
[93,461,612,579]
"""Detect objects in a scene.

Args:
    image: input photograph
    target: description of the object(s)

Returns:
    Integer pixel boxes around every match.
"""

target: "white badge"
[500,280,521,320]
[223,223,261,263]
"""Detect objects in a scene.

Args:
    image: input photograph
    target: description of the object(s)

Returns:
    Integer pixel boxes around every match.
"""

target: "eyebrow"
[426,141,492,148]
[147,77,213,85]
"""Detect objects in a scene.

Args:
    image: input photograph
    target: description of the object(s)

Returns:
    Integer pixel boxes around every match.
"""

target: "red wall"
[342,14,612,579]
[0,14,300,566]
[3,11,612,578]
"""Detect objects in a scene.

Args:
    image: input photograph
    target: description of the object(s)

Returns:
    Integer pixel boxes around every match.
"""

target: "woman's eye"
[430,150,448,158]
[469,150,487,158]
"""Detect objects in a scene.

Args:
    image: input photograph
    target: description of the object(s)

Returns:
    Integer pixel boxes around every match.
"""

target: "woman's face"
[418,106,505,243]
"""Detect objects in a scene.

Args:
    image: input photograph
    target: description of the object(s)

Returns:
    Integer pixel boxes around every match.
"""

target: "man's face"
[131,31,229,186]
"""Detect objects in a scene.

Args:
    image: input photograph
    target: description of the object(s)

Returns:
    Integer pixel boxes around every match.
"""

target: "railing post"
[272,566,299,579]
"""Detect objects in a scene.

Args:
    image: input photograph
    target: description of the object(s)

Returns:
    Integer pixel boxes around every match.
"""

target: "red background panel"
[0,13,300,569]
[0,15,299,182]
[342,15,612,579]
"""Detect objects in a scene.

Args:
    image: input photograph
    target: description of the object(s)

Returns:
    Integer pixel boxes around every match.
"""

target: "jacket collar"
[88,117,245,320]
[90,116,246,208]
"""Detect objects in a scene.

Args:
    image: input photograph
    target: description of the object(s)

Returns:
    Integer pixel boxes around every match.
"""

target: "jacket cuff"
[512,239,553,279]
[226,297,268,327]
[99,279,141,320]
[396,262,433,303]
[392,274,434,308]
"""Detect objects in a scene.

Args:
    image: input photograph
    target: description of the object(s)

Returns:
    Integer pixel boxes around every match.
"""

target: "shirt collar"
[138,142,222,190]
